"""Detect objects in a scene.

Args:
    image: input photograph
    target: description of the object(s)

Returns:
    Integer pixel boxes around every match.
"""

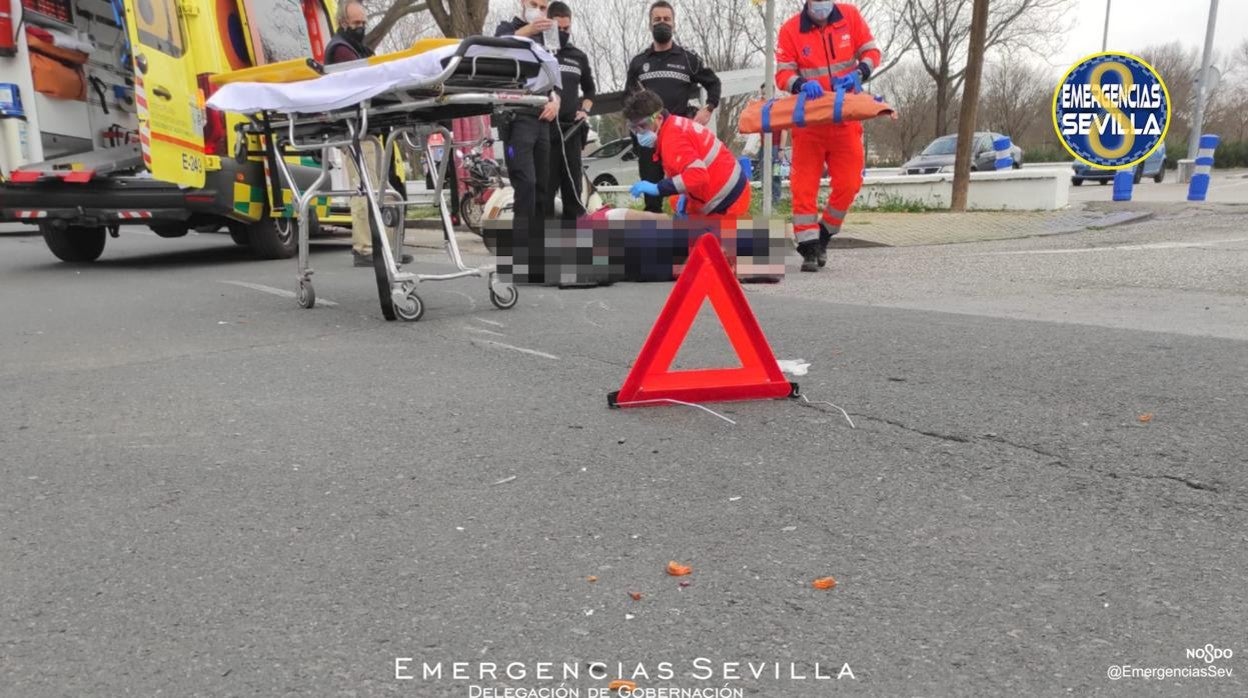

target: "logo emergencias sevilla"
[1052,52,1171,170]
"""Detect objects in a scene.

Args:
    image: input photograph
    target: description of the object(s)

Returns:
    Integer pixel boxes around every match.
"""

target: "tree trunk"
[950,0,990,212]
[934,78,949,138]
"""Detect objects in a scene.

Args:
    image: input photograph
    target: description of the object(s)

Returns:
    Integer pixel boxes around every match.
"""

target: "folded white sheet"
[207,39,558,115]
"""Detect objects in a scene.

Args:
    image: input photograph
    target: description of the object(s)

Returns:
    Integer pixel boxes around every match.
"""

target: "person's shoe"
[797,241,820,272]
[818,223,837,268]
[353,250,414,266]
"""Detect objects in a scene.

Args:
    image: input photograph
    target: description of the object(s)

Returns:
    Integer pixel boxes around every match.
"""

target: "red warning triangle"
[609,234,796,407]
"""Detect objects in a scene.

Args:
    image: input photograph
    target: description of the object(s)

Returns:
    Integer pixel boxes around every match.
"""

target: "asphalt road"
[1,217,1245,697]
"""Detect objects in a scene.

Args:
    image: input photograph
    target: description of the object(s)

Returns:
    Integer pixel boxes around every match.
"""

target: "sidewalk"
[832,207,1154,248]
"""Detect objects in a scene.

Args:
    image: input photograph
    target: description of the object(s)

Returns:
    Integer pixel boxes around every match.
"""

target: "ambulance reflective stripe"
[15,210,48,219]
[135,76,152,167]
[118,211,153,219]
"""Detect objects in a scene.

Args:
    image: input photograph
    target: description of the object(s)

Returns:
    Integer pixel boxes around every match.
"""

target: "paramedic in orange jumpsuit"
[623,90,750,221]
[775,1,880,272]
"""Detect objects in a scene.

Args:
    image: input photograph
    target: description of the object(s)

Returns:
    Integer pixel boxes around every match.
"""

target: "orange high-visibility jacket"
[653,114,748,215]
[775,4,881,95]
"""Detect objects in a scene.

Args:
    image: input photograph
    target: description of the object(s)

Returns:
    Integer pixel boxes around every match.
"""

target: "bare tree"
[950,0,988,211]
[868,59,937,162]
[366,0,492,46]
[904,0,1072,138]
[978,57,1049,143]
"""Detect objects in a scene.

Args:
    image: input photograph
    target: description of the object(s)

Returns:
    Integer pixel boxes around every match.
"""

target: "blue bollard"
[1186,134,1220,202]
[993,136,1013,170]
[1112,169,1134,201]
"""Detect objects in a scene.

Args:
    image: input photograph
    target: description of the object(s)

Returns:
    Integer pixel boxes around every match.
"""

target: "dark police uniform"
[625,44,721,212]
[494,17,557,244]
[544,36,595,221]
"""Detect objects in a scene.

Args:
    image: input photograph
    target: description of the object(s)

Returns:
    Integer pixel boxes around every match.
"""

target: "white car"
[583,138,640,188]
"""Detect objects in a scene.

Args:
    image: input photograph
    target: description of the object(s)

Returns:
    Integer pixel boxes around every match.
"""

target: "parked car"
[583,138,639,188]
[1071,144,1166,186]
[900,132,1024,174]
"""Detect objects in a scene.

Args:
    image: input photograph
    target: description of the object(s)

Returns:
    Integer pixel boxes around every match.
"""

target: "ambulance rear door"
[124,0,206,188]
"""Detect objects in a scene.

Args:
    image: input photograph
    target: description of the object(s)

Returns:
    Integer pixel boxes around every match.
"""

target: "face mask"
[636,129,657,148]
[651,23,673,44]
[344,26,366,46]
[558,29,570,48]
[808,1,834,21]
[524,7,545,23]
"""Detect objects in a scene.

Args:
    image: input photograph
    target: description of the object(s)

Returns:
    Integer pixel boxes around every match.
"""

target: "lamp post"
[1187,0,1219,159]
[1101,0,1110,52]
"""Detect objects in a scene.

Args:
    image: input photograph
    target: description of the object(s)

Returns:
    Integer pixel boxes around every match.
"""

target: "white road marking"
[220,280,339,306]
[463,325,507,337]
[473,340,560,360]
[980,237,1248,256]
[474,317,506,327]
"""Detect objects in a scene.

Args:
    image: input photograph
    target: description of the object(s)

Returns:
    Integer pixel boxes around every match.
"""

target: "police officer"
[624,0,721,213]
[495,0,562,246]
[324,0,412,266]
[543,1,595,222]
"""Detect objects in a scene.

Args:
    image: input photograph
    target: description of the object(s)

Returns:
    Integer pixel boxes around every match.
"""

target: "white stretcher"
[207,37,560,321]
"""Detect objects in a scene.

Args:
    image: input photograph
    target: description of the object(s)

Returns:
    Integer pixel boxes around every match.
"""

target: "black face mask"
[558,30,571,49]
[651,23,673,44]
[343,26,366,47]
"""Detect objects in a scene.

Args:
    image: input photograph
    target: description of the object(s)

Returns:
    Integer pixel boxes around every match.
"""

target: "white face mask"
[524,6,545,23]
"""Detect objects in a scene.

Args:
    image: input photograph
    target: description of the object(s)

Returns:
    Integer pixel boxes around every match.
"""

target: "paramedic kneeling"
[325,0,411,266]
[622,90,749,220]
[495,0,562,247]
[775,0,880,272]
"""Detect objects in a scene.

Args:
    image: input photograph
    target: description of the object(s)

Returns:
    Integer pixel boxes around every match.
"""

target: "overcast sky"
[1051,0,1248,69]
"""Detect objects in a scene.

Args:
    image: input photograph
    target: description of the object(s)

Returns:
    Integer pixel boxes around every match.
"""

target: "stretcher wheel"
[297,280,315,309]
[489,280,518,310]
[395,288,424,322]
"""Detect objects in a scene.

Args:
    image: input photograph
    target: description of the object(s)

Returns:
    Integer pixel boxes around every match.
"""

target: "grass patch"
[858,193,940,213]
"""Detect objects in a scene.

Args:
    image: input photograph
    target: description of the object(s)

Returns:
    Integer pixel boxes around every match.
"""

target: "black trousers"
[632,134,665,213]
[545,121,586,220]
[502,113,551,242]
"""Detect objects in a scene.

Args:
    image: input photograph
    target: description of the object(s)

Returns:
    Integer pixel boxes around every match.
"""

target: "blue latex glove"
[800,81,824,99]
[675,195,688,218]
[630,180,660,198]
[834,72,862,94]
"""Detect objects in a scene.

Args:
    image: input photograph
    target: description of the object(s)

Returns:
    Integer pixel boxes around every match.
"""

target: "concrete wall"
[596,168,1071,211]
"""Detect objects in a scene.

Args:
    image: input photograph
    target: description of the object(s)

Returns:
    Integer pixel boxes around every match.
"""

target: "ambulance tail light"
[197,74,227,157]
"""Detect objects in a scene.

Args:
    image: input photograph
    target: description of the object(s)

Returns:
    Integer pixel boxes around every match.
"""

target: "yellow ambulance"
[0,0,342,261]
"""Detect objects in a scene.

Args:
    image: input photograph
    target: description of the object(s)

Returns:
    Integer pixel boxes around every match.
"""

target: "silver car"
[900,132,1024,174]
[583,138,640,188]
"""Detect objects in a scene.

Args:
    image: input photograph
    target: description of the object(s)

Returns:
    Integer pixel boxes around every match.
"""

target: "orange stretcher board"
[738,90,896,134]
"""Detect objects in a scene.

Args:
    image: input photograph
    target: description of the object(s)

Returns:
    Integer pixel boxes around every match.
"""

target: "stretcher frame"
[231,37,556,321]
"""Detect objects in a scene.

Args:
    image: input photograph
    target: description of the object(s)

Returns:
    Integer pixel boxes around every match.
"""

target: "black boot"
[797,240,820,272]
[818,223,836,268]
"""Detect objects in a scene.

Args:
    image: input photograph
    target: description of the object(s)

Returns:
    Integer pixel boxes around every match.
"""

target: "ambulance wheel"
[41,224,106,262]
[248,216,298,259]
[395,288,424,322]
[1071,178,1083,186]
[297,280,315,309]
[1133,164,1144,185]
[228,224,250,246]
[489,279,519,310]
